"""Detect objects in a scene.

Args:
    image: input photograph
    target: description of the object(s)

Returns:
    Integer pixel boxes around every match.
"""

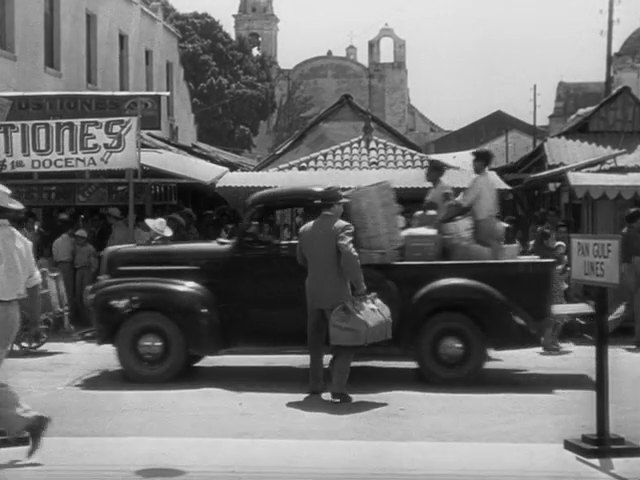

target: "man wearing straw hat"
[0,184,51,458]
[144,218,174,244]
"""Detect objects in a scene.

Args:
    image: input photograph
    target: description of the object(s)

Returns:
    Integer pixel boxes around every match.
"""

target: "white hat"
[145,218,173,238]
[107,207,124,220]
[0,184,24,211]
[74,229,89,239]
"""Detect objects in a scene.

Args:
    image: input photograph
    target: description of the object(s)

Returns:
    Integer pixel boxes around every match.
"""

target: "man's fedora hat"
[107,207,124,220]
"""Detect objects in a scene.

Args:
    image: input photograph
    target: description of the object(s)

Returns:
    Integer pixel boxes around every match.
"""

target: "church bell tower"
[234,0,280,61]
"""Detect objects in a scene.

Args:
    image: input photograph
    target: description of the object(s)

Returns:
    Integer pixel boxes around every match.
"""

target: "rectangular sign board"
[570,234,621,287]
[0,117,139,173]
[0,94,163,130]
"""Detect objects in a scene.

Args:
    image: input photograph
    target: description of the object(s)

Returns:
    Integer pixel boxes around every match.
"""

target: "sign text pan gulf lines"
[576,240,612,278]
[570,235,621,287]
[0,117,138,173]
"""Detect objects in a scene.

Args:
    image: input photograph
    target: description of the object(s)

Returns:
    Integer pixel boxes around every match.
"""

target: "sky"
[171,0,640,131]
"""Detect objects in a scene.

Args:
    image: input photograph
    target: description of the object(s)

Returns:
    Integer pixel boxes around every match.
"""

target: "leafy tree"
[168,11,277,152]
[141,0,178,21]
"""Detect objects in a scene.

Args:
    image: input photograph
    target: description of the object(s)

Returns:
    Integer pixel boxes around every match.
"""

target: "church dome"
[617,27,640,59]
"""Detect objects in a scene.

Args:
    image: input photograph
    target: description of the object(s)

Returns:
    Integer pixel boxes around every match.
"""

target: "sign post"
[564,234,640,458]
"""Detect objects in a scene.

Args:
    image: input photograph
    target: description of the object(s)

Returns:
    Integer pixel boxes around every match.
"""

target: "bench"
[552,302,596,342]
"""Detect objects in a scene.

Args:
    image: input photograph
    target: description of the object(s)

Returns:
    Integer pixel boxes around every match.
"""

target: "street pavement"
[1,340,640,479]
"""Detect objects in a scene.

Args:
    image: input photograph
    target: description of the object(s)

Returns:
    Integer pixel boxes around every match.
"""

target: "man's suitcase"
[329,293,393,346]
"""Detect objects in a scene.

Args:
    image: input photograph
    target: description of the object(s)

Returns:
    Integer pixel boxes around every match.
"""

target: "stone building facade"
[548,25,640,136]
[0,0,197,144]
[233,0,445,155]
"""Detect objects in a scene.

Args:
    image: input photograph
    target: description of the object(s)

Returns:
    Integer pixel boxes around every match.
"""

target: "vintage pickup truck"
[86,186,556,384]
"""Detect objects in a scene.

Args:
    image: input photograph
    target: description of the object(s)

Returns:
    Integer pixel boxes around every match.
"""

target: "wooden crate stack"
[347,182,403,264]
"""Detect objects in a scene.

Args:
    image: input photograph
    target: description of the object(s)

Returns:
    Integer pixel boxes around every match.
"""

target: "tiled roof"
[271,136,429,171]
[256,94,423,171]
[216,168,511,191]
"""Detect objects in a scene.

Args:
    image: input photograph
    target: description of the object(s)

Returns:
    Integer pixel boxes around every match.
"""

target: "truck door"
[234,210,308,346]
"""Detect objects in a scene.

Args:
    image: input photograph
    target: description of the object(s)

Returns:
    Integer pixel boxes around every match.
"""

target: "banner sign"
[0,117,139,173]
[0,94,162,130]
[570,234,621,287]
[7,183,177,206]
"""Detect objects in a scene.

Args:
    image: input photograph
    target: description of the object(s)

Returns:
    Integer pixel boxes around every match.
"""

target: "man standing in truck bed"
[296,187,367,404]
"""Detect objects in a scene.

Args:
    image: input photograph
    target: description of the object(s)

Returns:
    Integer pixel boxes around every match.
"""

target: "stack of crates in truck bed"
[346,181,403,264]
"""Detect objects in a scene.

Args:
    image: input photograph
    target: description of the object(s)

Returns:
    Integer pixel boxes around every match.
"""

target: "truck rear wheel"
[116,312,188,383]
[416,312,487,384]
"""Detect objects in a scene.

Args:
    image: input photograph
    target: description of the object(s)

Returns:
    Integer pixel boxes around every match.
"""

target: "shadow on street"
[286,395,388,415]
[74,364,595,395]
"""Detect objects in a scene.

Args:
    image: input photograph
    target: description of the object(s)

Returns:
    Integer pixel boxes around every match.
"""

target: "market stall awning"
[427,149,477,171]
[518,150,626,187]
[215,168,510,191]
[141,149,229,185]
[567,172,640,200]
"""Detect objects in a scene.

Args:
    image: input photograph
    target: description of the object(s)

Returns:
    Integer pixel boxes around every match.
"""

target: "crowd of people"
[9,205,243,326]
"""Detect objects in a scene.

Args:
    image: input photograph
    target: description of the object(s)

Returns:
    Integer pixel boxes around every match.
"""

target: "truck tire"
[416,312,487,384]
[116,312,188,383]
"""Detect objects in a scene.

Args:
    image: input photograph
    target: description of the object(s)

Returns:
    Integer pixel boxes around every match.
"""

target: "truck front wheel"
[416,312,487,384]
[116,312,188,383]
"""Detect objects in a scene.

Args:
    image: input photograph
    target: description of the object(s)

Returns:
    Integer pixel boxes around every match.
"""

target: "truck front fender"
[87,277,223,355]
[410,278,537,348]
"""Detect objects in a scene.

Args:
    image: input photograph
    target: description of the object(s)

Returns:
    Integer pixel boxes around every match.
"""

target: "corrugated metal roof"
[568,172,640,200]
[272,136,427,171]
[216,168,510,190]
[544,137,620,167]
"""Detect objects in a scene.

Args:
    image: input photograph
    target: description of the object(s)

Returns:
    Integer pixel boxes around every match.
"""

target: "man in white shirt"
[52,215,76,309]
[0,184,51,458]
[423,161,454,222]
[456,150,502,259]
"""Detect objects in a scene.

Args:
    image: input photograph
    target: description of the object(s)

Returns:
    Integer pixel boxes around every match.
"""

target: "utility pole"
[604,0,615,97]
[532,84,538,149]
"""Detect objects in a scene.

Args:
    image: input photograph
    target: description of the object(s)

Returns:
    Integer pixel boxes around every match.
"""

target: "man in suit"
[296,188,367,404]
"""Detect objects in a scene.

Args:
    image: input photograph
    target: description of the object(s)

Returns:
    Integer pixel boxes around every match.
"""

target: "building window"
[44,0,61,70]
[86,12,97,86]
[0,0,15,53]
[145,49,154,91]
[166,61,174,118]
[118,33,129,91]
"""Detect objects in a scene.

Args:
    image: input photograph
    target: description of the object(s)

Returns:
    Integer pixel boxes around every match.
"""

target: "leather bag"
[329,293,393,346]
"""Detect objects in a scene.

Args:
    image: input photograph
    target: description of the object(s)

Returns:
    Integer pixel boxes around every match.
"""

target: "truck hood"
[103,240,236,273]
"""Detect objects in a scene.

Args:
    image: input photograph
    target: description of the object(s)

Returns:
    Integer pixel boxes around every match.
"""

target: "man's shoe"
[330,392,353,404]
[25,415,51,459]
[542,343,561,353]
[308,385,326,395]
